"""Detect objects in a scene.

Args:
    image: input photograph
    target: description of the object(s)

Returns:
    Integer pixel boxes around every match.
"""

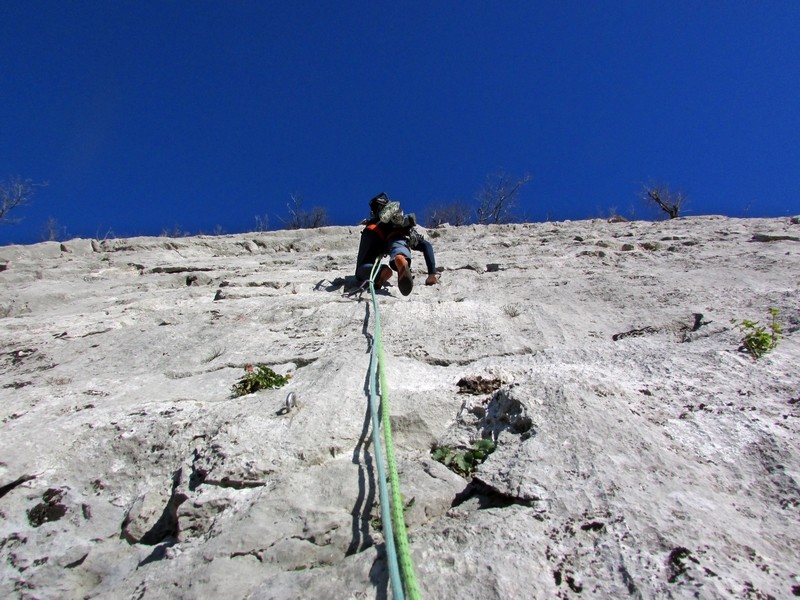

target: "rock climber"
[355,192,440,295]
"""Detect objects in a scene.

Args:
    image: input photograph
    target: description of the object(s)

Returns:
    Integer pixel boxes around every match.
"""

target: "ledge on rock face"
[0,241,63,261]
[750,233,800,243]
[121,471,185,546]
[59,239,95,255]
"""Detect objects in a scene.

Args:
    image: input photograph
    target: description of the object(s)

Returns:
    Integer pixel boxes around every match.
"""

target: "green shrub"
[731,309,782,359]
[431,439,496,476]
[231,365,290,397]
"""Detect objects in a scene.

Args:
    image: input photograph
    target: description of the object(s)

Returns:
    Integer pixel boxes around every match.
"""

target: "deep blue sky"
[2,1,798,244]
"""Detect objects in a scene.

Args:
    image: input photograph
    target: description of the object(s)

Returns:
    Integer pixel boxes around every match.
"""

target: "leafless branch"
[425,201,473,227]
[1,177,47,224]
[283,193,328,229]
[642,184,686,219]
[475,170,531,224]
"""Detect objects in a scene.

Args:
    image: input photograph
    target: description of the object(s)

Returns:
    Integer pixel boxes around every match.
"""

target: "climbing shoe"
[394,255,413,296]
[375,265,393,288]
[425,273,440,286]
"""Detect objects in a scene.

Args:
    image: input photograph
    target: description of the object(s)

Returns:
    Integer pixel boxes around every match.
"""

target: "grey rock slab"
[1,218,799,599]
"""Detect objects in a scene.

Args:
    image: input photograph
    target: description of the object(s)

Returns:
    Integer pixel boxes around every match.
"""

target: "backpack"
[366,192,415,229]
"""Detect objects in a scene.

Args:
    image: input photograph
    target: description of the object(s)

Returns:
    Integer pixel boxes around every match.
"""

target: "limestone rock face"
[1,218,799,598]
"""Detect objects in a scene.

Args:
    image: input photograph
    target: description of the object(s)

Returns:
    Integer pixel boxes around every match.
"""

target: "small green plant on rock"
[431,439,496,477]
[231,364,290,397]
[731,309,782,359]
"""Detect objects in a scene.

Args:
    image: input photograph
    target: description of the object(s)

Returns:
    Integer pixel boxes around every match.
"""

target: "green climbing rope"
[368,259,422,600]
[366,258,403,599]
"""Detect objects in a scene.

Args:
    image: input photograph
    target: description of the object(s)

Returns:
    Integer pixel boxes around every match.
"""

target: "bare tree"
[475,169,531,225]
[283,193,328,230]
[159,225,191,238]
[41,217,65,241]
[1,177,47,224]
[254,214,270,232]
[642,184,686,219]
[424,200,473,227]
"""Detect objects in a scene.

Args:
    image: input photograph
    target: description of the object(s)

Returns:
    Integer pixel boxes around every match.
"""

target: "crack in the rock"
[202,478,269,490]
[202,356,319,375]
[0,474,36,500]
[290,534,333,547]
[65,553,89,569]
[288,520,342,549]
[150,266,215,274]
[417,347,537,368]
[451,477,539,510]
[231,549,264,562]
[123,469,187,546]
[188,447,271,491]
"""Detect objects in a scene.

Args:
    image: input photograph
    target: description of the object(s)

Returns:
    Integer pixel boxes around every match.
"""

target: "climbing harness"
[367,258,422,600]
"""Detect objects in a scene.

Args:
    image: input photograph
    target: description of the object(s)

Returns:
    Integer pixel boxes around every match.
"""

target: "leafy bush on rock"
[431,439,496,476]
[731,309,782,359]
[231,365,290,397]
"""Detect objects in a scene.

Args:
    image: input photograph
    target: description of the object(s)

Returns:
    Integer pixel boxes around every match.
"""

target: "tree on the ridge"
[642,184,686,219]
[41,217,65,241]
[475,169,531,225]
[424,200,473,227]
[0,177,47,224]
[283,193,328,229]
